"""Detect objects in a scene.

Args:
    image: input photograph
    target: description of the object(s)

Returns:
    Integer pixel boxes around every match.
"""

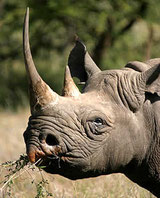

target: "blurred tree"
[0,0,160,109]
[92,0,148,65]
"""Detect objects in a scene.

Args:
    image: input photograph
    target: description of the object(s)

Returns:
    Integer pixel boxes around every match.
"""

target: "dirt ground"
[0,109,156,198]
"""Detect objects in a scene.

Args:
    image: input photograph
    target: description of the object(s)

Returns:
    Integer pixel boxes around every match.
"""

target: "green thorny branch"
[0,154,53,197]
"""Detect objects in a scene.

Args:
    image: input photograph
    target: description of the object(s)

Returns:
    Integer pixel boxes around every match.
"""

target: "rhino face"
[24,93,116,179]
[23,8,160,181]
[24,88,140,179]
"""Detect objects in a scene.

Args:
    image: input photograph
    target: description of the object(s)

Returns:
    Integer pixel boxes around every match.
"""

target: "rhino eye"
[90,117,106,134]
[93,118,104,126]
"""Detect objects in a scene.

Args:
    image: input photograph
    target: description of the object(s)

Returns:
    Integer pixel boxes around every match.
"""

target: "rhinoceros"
[23,8,160,197]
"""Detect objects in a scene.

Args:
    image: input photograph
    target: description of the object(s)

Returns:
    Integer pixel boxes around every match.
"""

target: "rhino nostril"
[46,134,59,146]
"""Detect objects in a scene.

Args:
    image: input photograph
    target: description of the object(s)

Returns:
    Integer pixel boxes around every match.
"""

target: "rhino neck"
[145,93,160,183]
[124,95,160,197]
[124,160,160,197]
[145,95,160,197]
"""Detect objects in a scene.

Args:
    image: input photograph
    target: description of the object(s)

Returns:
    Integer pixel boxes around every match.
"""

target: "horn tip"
[26,7,29,15]
[24,7,29,24]
[65,65,70,72]
[65,65,71,80]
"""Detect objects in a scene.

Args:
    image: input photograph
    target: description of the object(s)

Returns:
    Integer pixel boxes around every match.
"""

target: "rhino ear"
[125,61,150,72]
[123,64,160,112]
[68,37,100,83]
[127,61,160,95]
[139,64,160,95]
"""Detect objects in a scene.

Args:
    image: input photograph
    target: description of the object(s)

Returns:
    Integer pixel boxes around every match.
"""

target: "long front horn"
[62,66,80,97]
[23,8,58,113]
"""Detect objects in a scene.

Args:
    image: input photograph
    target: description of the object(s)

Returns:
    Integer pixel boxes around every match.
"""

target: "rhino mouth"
[28,144,79,176]
[25,131,60,161]
[24,126,81,172]
[25,131,90,179]
[26,133,74,169]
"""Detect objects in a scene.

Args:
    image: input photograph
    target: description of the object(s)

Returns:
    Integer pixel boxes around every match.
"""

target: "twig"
[0,171,17,194]
[0,158,41,194]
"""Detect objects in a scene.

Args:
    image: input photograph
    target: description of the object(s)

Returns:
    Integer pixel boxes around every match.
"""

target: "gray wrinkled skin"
[23,8,160,198]
[24,67,160,197]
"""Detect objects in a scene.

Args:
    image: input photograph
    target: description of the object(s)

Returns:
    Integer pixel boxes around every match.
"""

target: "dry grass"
[0,109,156,198]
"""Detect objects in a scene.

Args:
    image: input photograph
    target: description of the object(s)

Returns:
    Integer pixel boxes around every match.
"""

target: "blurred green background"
[0,0,160,110]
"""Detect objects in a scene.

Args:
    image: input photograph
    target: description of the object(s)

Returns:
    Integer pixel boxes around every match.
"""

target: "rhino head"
[23,8,160,196]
